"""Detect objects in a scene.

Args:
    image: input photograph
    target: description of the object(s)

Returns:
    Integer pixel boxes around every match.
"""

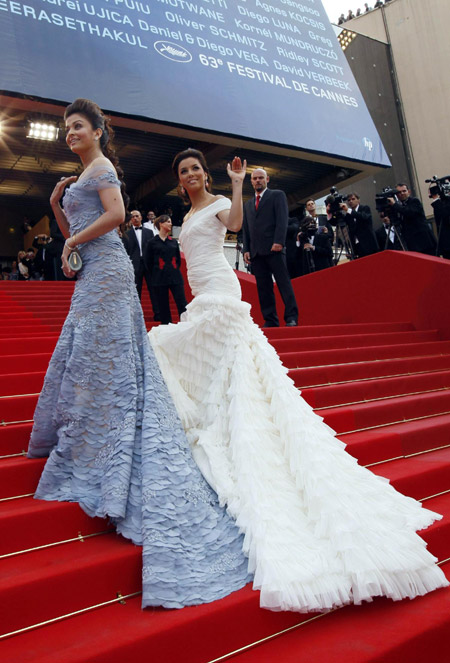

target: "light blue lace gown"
[27,164,252,608]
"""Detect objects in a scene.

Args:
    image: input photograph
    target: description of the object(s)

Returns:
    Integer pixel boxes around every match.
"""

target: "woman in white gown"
[149,149,448,613]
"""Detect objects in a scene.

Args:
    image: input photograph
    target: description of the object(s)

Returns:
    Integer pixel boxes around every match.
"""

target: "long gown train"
[149,197,449,612]
[27,167,252,608]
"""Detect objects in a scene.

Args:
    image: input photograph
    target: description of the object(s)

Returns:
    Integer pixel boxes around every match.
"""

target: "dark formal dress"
[123,225,160,319]
[243,189,298,326]
[146,235,187,324]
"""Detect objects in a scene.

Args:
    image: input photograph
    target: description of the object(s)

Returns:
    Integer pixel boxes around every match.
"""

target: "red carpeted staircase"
[1,251,450,663]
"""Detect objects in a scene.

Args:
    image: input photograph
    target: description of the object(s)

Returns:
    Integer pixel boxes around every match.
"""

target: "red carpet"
[1,251,450,661]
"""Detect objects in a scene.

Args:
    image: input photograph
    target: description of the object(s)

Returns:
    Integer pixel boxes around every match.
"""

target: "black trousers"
[135,259,160,319]
[251,252,298,326]
[155,283,187,324]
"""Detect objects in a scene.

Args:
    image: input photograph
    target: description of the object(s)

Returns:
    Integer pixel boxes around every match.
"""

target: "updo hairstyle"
[64,98,129,211]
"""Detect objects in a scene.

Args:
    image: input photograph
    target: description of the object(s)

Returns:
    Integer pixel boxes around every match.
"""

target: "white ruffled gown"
[149,197,449,612]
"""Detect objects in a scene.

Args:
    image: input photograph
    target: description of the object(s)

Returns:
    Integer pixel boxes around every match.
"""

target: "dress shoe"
[286,320,297,327]
[262,323,279,328]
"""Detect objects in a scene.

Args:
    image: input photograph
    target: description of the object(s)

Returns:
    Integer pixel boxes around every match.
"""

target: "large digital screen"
[0,0,390,166]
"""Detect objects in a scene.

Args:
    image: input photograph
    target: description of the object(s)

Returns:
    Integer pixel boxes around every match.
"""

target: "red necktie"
[255,194,261,210]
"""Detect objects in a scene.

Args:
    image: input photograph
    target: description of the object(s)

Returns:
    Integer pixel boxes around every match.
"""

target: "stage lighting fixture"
[27,122,59,141]
[338,29,357,51]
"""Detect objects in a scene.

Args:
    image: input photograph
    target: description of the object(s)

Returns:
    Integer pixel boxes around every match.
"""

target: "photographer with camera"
[428,177,450,259]
[32,234,58,280]
[296,199,334,275]
[325,188,355,262]
[375,212,403,251]
[345,193,379,258]
[387,183,436,255]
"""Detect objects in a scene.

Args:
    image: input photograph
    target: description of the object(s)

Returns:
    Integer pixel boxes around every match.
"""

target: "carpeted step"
[0,324,54,334]
[0,533,142,636]
[0,373,45,398]
[263,321,415,338]
[419,492,450,563]
[320,391,450,434]
[0,423,34,456]
[0,584,297,663]
[0,498,113,557]
[279,340,450,369]
[372,447,450,501]
[0,337,59,356]
[0,457,45,499]
[0,394,38,423]
[342,413,450,466]
[289,354,450,388]
[301,370,450,408]
[215,563,450,663]
[0,308,30,318]
[0,353,52,374]
[1,562,448,663]
[270,330,439,354]
[0,331,62,340]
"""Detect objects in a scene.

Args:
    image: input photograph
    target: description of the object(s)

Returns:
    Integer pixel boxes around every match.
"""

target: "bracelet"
[65,235,78,251]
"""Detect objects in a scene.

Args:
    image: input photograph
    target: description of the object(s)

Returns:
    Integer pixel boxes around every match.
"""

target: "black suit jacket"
[432,198,450,253]
[347,205,378,257]
[243,189,289,258]
[391,197,436,253]
[123,226,154,271]
[310,229,333,271]
[376,224,402,251]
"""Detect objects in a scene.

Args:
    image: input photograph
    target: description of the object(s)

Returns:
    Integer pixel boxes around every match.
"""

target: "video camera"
[375,187,398,215]
[426,175,450,201]
[34,234,51,244]
[325,187,348,227]
[297,216,317,245]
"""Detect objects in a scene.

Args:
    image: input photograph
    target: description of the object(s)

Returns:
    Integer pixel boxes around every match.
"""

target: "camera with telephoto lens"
[325,187,348,227]
[426,175,450,201]
[297,216,318,246]
[34,234,50,244]
[375,187,399,215]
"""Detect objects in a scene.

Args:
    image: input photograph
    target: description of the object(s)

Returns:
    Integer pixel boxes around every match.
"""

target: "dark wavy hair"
[171,148,213,204]
[64,98,129,212]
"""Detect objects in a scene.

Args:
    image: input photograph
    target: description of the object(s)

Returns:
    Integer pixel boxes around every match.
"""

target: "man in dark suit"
[387,184,436,255]
[301,225,334,273]
[299,198,334,274]
[123,210,160,319]
[345,193,379,258]
[431,193,450,259]
[243,168,298,327]
[375,212,404,251]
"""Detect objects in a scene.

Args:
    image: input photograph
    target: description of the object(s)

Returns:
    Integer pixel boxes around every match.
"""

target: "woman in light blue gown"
[27,99,252,608]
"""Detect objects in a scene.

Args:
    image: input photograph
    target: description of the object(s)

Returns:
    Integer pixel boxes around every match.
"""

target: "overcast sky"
[321,0,366,23]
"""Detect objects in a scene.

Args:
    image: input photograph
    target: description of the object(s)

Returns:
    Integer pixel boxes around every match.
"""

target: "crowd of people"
[337,0,392,24]
[4,178,448,320]
[244,178,447,298]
